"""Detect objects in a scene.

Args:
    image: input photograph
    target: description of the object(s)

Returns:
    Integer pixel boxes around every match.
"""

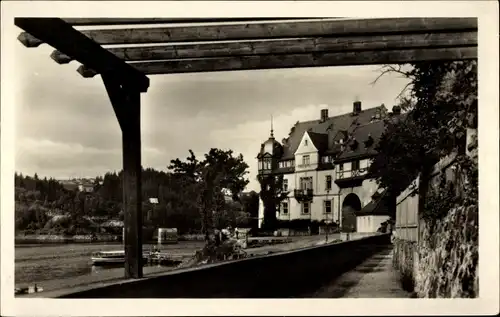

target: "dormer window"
[350,138,358,150]
[364,134,374,148]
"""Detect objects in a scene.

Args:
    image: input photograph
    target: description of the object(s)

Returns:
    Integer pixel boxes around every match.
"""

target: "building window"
[324,200,332,213]
[302,202,310,214]
[264,158,272,170]
[304,139,308,146]
[339,163,344,171]
[300,177,313,190]
[283,179,288,191]
[282,201,289,214]
[322,156,333,164]
[302,155,310,166]
[325,175,332,190]
[352,160,360,171]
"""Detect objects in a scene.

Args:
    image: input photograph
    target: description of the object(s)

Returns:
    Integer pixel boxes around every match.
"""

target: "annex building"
[257,101,401,233]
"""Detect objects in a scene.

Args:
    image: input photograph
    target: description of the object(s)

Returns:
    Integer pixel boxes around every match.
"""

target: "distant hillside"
[15,169,259,235]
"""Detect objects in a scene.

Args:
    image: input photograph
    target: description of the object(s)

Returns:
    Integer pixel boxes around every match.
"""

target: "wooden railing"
[294,188,314,202]
[336,168,368,179]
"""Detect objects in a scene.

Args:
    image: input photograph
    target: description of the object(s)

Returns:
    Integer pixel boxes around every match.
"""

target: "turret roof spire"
[270,114,274,138]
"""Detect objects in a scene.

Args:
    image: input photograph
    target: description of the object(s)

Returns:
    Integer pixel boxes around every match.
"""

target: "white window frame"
[302,155,310,166]
[264,158,272,170]
[283,179,288,191]
[324,200,332,214]
[282,201,289,214]
[302,201,310,214]
[325,175,332,190]
[300,177,313,190]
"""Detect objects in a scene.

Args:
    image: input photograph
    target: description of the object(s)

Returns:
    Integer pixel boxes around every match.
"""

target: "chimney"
[320,108,329,122]
[392,105,401,115]
[353,101,362,115]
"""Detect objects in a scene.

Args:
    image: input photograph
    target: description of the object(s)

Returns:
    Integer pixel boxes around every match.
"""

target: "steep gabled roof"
[356,189,390,216]
[281,105,386,160]
[306,131,329,154]
[335,119,386,162]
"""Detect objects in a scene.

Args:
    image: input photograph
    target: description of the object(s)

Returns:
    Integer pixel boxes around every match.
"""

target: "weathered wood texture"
[52,31,476,63]
[103,74,143,279]
[63,18,323,26]
[79,47,476,77]
[15,18,149,92]
[80,18,477,45]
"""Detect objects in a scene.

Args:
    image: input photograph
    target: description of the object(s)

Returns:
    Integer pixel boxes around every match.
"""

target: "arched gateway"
[341,193,362,232]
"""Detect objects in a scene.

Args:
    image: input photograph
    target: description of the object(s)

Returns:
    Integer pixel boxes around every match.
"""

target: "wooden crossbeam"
[79,18,477,45]
[15,18,149,92]
[63,18,324,26]
[53,31,477,64]
[100,32,478,61]
[78,47,477,77]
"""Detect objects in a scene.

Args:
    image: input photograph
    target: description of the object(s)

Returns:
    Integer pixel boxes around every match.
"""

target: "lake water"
[15,241,205,289]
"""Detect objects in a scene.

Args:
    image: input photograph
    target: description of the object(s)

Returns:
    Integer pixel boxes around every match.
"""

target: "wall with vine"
[393,148,478,297]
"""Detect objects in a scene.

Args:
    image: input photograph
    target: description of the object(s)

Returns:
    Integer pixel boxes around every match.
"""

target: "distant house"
[59,180,79,191]
[78,183,94,193]
[58,178,95,193]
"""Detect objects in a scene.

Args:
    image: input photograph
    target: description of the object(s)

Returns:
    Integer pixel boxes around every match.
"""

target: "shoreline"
[15,233,206,245]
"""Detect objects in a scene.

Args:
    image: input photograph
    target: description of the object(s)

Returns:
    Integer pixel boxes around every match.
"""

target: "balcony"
[335,168,369,188]
[296,163,318,169]
[294,188,314,202]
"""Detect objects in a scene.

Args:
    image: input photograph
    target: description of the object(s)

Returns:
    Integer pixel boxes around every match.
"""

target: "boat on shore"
[91,250,148,266]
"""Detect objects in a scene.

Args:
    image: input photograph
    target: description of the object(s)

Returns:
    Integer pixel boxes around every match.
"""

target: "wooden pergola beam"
[78,47,477,77]
[79,18,477,45]
[14,18,150,92]
[63,17,324,26]
[95,32,478,62]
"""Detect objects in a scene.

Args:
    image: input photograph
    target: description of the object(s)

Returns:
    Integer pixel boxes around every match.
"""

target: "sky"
[12,26,412,192]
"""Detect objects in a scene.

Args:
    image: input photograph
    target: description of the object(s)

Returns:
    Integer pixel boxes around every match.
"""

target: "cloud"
[12,27,411,191]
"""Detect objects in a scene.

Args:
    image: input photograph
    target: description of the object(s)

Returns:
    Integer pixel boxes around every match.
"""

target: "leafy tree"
[369,61,477,197]
[257,174,288,230]
[241,191,259,230]
[169,148,249,240]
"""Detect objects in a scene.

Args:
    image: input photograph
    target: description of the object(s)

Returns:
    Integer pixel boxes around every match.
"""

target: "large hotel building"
[257,101,401,233]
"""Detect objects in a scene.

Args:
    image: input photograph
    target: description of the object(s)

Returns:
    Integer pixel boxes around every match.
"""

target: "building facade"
[257,101,400,232]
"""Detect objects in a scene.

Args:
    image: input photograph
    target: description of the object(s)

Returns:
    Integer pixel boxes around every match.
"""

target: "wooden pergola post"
[103,74,143,278]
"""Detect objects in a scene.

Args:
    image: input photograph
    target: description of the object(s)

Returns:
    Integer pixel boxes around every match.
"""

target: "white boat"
[91,250,147,266]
